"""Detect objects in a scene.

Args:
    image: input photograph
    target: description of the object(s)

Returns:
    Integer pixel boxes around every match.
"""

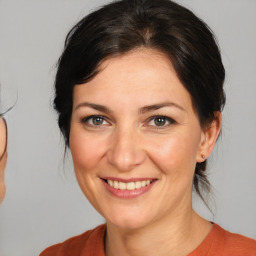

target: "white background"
[0,0,255,255]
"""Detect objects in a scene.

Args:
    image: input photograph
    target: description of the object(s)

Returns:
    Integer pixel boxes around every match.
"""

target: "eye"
[147,116,176,128]
[153,117,167,126]
[91,116,104,125]
[81,115,110,127]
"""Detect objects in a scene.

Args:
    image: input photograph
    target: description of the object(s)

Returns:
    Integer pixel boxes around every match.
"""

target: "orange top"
[40,223,256,256]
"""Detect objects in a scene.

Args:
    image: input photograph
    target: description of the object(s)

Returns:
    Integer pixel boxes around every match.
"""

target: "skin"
[0,117,7,203]
[69,49,221,256]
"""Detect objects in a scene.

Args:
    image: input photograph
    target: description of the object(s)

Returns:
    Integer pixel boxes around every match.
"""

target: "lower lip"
[101,179,157,199]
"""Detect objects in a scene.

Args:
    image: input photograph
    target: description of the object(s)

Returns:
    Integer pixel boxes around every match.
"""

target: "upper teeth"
[107,180,152,190]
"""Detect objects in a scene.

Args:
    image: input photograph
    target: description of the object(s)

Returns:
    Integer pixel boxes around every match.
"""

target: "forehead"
[73,49,193,110]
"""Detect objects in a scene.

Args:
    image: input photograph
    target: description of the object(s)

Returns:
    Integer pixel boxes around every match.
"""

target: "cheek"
[146,132,200,177]
[69,125,111,175]
[70,131,103,172]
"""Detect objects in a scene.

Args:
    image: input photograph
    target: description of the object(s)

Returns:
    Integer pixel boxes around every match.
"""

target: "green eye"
[154,117,167,126]
[92,117,104,125]
[147,116,176,128]
[81,115,109,127]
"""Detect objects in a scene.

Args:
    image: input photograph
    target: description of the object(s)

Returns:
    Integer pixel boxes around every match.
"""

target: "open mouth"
[102,179,155,191]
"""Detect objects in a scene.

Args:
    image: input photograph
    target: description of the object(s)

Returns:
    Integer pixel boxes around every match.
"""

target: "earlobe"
[196,112,222,163]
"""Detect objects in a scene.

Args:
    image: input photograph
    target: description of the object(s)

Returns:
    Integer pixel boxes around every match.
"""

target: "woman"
[41,0,256,255]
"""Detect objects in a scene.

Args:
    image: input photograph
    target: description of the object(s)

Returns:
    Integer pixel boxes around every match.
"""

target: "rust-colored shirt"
[40,223,256,256]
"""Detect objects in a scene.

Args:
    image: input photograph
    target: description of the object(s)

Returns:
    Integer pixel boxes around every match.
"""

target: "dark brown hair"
[54,0,225,204]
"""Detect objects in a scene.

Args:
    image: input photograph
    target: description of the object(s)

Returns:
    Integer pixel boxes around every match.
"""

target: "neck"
[105,209,212,256]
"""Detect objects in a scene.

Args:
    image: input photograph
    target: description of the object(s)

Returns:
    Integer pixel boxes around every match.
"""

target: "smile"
[101,178,157,199]
[106,179,153,190]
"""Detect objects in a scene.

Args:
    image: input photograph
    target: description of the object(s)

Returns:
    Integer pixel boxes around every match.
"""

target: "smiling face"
[69,49,218,229]
[0,118,7,203]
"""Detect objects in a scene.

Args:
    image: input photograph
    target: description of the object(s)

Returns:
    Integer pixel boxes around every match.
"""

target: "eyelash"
[81,115,110,128]
[80,115,176,129]
[145,115,176,129]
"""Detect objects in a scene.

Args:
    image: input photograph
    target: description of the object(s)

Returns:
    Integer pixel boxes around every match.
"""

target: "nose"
[106,126,146,172]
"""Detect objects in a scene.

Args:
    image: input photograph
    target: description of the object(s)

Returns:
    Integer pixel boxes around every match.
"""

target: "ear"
[196,112,222,163]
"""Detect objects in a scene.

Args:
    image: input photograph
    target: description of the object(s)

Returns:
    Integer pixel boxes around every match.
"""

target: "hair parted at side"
[54,0,225,204]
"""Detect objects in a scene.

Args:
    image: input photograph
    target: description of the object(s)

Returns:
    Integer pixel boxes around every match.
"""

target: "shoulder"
[214,224,256,255]
[39,224,106,256]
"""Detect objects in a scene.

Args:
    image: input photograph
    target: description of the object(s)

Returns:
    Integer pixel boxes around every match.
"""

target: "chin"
[105,208,156,230]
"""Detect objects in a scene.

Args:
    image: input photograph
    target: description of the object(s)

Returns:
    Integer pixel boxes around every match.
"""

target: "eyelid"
[145,115,176,128]
[80,114,176,129]
[81,115,111,126]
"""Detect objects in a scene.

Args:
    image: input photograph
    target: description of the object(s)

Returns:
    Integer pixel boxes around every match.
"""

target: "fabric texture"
[40,223,256,256]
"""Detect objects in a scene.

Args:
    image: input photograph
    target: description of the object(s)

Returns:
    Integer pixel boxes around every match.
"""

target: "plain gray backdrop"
[0,0,255,255]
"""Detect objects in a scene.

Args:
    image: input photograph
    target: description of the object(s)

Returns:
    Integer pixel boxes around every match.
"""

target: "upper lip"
[101,177,157,182]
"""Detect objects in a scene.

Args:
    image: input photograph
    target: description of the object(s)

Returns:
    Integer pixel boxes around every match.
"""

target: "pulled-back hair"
[54,0,225,204]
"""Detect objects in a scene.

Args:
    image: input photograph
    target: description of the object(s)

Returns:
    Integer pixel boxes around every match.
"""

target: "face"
[0,118,7,203]
[70,49,216,229]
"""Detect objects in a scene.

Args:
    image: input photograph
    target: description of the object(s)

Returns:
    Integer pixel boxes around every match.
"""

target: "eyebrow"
[139,102,185,114]
[74,101,185,114]
[74,102,112,114]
